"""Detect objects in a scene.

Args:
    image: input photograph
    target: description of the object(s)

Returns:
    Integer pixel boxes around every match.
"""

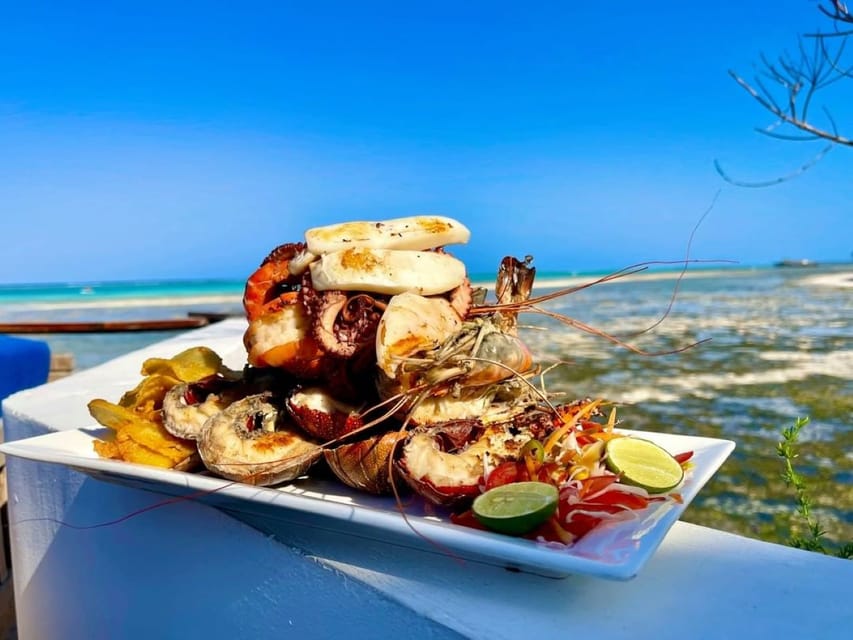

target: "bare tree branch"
[817,0,853,25]
[715,1,851,188]
[729,37,852,146]
[714,144,834,187]
[739,1,850,145]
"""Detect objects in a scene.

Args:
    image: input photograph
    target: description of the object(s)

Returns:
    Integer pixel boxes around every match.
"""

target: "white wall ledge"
[3,320,851,639]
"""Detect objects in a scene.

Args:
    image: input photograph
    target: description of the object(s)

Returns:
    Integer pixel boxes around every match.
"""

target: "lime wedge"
[472,481,558,535]
[605,437,684,494]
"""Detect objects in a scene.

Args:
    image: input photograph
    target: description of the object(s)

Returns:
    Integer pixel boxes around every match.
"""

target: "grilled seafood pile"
[90,214,689,544]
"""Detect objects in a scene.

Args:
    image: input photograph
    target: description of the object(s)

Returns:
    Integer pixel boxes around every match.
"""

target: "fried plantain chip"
[88,398,197,468]
[89,398,146,432]
[140,346,225,382]
[114,431,182,468]
[93,439,122,461]
[90,346,233,469]
[118,373,181,414]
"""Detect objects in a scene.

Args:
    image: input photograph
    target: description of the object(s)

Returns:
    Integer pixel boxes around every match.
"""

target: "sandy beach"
[475,266,762,291]
[799,270,853,289]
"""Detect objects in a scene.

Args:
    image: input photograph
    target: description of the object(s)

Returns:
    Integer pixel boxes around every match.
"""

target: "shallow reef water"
[524,266,852,547]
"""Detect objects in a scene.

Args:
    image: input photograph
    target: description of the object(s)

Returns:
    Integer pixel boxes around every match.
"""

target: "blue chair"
[0,335,51,417]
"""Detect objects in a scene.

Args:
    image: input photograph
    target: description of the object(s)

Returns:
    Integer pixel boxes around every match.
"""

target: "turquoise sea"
[1,265,851,548]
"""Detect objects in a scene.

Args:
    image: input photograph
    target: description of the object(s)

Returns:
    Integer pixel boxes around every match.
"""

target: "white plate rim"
[0,427,734,580]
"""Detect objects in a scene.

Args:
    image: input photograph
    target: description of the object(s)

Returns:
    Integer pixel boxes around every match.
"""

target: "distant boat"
[774,259,819,268]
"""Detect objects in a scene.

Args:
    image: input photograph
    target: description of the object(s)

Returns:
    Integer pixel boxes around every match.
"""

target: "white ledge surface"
[2,319,851,639]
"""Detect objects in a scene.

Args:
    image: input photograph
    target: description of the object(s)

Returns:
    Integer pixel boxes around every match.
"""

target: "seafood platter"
[4,215,735,579]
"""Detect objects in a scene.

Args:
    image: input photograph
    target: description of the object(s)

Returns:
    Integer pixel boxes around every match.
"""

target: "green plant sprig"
[776,416,852,559]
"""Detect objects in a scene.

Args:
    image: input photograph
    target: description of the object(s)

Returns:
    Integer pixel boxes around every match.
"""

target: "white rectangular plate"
[0,428,733,580]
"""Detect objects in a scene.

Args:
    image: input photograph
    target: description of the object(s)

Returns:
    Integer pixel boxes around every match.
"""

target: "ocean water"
[0,280,246,370]
[1,265,851,547]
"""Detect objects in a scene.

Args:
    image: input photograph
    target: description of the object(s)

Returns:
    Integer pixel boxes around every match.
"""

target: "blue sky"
[1,1,850,284]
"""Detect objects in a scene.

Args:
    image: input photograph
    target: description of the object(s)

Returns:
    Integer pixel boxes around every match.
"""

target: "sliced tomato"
[554,475,655,542]
[484,461,524,491]
[525,515,576,544]
[559,511,604,539]
[578,474,620,498]
[674,450,694,464]
[580,420,603,431]
[575,434,596,447]
[586,490,649,510]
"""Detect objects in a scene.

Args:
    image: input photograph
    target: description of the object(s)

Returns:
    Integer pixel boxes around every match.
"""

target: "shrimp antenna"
[526,304,711,356]
[620,188,725,339]
[472,258,733,317]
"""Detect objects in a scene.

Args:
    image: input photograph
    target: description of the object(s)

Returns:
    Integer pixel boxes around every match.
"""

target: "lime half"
[605,437,684,494]
[472,481,558,535]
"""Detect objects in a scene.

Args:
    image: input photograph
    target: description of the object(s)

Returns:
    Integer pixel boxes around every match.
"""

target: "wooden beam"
[0,317,212,334]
